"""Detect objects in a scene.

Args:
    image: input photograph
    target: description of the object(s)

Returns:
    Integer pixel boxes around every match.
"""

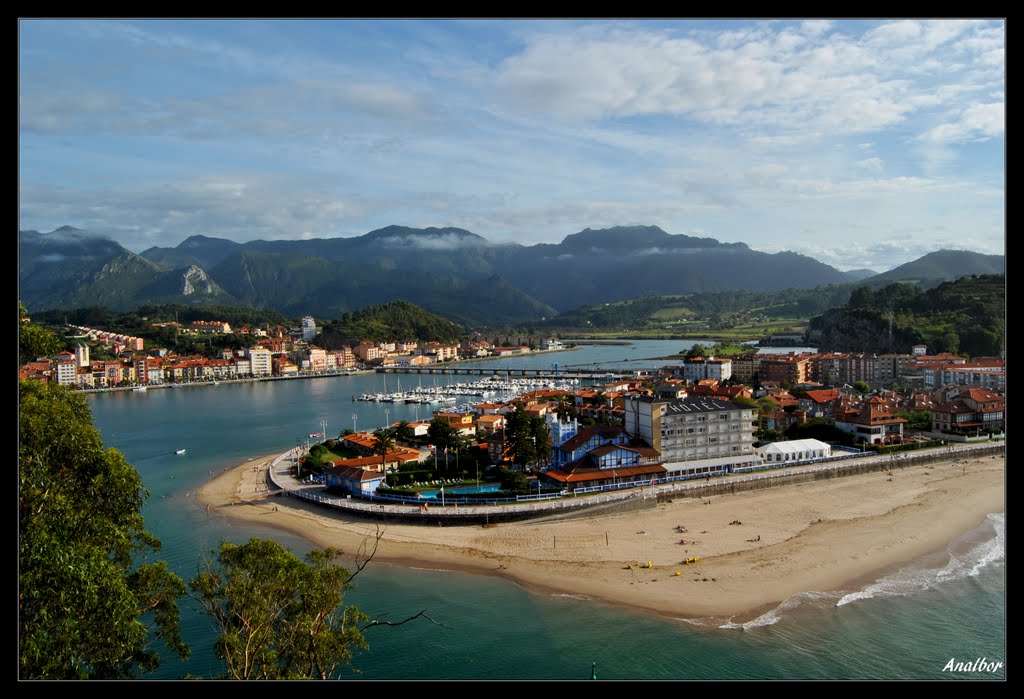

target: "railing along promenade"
[264,441,1004,526]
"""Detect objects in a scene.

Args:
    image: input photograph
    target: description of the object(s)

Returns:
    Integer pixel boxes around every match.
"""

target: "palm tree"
[395,420,414,443]
[372,428,397,482]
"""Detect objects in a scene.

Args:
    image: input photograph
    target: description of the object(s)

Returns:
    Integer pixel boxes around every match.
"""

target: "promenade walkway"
[264,441,1004,526]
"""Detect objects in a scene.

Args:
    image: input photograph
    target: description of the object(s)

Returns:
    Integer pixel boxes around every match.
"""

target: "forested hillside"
[807,275,1004,357]
[316,301,462,348]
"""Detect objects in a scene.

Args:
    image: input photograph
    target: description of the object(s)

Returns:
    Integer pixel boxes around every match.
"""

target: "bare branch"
[346,524,384,585]
[361,609,452,632]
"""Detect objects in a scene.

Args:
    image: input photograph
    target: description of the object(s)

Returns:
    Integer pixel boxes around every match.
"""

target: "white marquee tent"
[754,439,832,464]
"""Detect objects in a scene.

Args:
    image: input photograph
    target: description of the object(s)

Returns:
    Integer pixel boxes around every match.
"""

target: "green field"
[570,319,808,343]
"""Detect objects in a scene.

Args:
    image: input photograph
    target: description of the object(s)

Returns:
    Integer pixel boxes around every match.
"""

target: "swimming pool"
[418,483,502,499]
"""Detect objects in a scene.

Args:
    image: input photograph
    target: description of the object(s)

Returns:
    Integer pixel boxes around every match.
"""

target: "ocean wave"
[718,591,837,630]
[836,511,1004,608]
[409,566,454,573]
[674,616,733,629]
[549,593,594,601]
[968,512,1004,576]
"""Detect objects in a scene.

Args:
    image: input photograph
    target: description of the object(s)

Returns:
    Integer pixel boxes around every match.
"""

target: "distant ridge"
[864,250,1004,287]
[22,224,997,326]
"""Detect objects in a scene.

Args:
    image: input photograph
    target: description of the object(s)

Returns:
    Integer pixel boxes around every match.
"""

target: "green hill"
[317,301,462,347]
[807,274,1005,357]
[864,250,1004,288]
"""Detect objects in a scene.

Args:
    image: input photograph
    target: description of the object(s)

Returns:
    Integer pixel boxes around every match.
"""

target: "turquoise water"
[418,483,502,499]
[83,340,1006,680]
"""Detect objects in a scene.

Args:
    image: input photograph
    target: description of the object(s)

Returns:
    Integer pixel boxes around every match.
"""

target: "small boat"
[175,449,187,455]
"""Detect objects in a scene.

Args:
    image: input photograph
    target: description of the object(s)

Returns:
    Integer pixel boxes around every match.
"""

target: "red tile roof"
[544,463,666,483]
[325,465,387,482]
[803,389,841,403]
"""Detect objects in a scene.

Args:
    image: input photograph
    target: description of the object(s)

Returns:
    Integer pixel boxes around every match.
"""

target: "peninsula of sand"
[196,450,1004,624]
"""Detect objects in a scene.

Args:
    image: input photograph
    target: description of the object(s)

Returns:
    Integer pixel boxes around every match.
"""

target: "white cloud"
[373,233,487,250]
[482,19,1003,145]
[800,20,833,37]
[919,102,1005,143]
[17,19,1005,275]
[19,178,370,252]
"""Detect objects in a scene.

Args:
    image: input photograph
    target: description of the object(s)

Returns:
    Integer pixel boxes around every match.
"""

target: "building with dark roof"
[624,395,757,474]
[552,424,627,468]
[932,388,1004,435]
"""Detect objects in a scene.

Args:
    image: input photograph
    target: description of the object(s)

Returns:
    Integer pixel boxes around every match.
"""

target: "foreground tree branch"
[362,609,453,632]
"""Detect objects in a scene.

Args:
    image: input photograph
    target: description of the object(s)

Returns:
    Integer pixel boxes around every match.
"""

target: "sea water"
[83,340,1005,680]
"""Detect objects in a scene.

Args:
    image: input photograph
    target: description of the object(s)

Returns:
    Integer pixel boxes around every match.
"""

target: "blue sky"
[19,19,1004,271]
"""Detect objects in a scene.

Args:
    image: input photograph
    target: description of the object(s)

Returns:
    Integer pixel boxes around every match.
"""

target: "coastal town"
[18,18,1006,681]
[17,315,568,387]
[19,312,1005,505]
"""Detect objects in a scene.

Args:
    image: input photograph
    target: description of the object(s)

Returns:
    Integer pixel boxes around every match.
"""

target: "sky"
[19,19,1005,272]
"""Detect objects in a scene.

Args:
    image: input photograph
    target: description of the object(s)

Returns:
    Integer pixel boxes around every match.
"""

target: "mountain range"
[18,224,1002,327]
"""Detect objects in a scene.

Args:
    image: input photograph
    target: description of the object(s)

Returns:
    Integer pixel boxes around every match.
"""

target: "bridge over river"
[375,366,656,380]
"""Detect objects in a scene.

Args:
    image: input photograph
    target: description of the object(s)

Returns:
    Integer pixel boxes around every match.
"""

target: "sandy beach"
[196,451,1004,624]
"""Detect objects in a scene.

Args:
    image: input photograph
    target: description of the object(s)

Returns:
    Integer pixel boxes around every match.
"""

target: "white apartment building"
[246,346,273,376]
[55,354,77,385]
[625,395,757,474]
[681,356,733,382]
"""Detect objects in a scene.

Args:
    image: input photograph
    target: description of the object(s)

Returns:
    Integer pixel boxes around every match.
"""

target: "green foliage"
[503,406,551,468]
[540,285,852,333]
[189,538,369,680]
[685,343,708,359]
[499,468,531,493]
[303,454,324,475]
[19,320,64,363]
[19,380,188,678]
[898,410,933,430]
[785,417,855,446]
[35,303,290,330]
[394,420,415,443]
[319,301,461,346]
[19,302,65,363]
[31,303,292,359]
[553,395,578,421]
[853,380,871,394]
[427,418,461,453]
[372,428,397,472]
[810,275,1004,357]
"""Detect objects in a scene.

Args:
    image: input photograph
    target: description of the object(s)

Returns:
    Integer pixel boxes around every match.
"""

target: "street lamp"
[352,413,357,434]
